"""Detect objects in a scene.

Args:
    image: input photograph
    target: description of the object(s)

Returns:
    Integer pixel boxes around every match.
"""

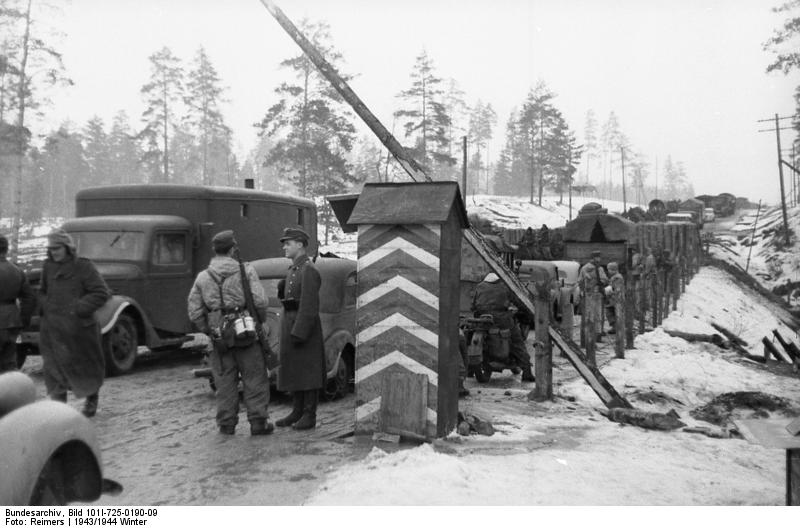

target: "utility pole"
[757,114,793,246]
[654,155,658,200]
[462,135,467,199]
[620,146,627,213]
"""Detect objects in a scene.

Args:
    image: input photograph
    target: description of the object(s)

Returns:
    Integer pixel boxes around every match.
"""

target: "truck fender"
[0,400,104,505]
[324,329,354,379]
[95,295,160,348]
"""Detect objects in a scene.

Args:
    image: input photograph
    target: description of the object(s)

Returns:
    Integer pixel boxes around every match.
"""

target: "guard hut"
[563,203,637,268]
[343,182,469,440]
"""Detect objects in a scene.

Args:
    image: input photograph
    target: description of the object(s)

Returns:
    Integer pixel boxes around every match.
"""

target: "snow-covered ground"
[307,267,800,506]
[710,204,800,308]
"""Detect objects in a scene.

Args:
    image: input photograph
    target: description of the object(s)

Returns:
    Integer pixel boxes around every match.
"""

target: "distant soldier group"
[515,225,565,261]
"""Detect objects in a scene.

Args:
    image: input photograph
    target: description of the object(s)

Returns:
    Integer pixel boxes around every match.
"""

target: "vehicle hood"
[94,262,143,280]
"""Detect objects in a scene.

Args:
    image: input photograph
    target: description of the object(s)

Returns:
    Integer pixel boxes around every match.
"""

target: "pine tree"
[40,124,88,217]
[82,116,112,187]
[468,100,497,193]
[140,46,184,183]
[493,110,519,196]
[394,50,455,173]
[583,109,598,183]
[256,18,357,242]
[764,1,800,74]
[1,0,71,256]
[184,46,231,185]
[108,110,143,185]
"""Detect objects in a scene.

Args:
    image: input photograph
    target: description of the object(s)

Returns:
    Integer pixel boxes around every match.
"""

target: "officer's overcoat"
[277,254,325,392]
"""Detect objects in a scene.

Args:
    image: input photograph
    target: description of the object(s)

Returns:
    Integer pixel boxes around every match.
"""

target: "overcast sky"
[38,0,800,204]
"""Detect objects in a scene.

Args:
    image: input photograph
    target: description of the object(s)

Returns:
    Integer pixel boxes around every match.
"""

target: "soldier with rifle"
[187,230,273,436]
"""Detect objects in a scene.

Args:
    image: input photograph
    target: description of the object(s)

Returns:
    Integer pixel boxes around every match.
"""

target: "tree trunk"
[11,0,32,262]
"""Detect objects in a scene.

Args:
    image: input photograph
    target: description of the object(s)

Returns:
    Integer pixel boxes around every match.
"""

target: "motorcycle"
[460,311,530,382]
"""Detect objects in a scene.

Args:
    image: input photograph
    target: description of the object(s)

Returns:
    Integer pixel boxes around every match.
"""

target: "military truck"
[19,184,318,375]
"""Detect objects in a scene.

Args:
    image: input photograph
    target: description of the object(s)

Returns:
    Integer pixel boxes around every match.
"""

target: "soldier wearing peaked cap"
[275,227,325,430]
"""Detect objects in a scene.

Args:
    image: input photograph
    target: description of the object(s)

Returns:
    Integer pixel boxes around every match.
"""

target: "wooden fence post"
[585,292,599,367]
[560,287,574,342]
[672,265,679,311]
[638,275,646,335]
[615,289,626,359]
[625,276,635,349]
[654,271,662,326]
[532,282,553,401]
[579,292,586,348]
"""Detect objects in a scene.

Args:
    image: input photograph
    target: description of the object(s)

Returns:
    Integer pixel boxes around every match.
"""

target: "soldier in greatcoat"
[39,229,110,416]
[0,235,35,373]
[276,227,325,430]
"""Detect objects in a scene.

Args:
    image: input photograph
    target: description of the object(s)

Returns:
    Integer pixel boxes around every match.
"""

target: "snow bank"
[307,266,799,505]
[710,204,800,308]
[308,419,782,505]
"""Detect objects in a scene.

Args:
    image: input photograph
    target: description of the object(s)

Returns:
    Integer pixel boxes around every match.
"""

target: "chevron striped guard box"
[348,182,469,439]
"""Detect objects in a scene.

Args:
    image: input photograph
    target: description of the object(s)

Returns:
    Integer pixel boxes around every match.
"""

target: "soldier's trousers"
[209,340,270,428]
[0,329,19,373]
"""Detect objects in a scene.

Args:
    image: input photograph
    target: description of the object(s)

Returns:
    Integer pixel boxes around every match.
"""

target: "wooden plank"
[625,276,635,348]
[380,372,428,439]
[549,327,632,409]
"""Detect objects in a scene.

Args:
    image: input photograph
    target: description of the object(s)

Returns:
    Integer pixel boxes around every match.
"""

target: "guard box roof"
[330,182,470,230]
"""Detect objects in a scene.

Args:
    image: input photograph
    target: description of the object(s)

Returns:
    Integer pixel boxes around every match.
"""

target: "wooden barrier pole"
[533,282,553,401]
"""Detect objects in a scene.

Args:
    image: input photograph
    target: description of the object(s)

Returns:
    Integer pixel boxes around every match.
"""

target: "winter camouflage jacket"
[187,256,267,334]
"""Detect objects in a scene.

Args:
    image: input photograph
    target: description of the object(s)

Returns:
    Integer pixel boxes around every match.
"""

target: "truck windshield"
[71,231,146,261]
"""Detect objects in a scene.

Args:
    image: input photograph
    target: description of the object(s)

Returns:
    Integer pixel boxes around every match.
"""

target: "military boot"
[82,393,99,417]
[250,418,275,436]
[276,391,304,427]
[292,390,317,430]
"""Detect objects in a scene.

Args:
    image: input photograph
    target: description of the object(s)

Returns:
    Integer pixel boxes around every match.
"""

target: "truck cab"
[20,184,318,375]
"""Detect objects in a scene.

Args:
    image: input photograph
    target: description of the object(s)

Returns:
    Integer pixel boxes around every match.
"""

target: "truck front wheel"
[103,314,138,376]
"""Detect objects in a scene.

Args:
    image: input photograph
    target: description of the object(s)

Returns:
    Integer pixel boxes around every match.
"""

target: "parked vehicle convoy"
[193,256,357,401]
[0,371,122,505]
[703,208,716,223]
[19,184,318,375]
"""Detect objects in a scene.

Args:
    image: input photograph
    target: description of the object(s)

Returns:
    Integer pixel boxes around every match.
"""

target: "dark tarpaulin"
[563,213,636,243]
